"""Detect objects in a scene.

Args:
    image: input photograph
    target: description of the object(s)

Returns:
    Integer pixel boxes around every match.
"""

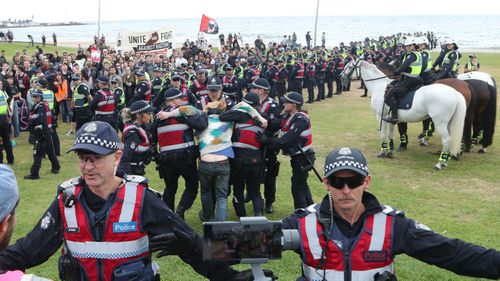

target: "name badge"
[363,250,388,262]
[66,227,80,233]
[113,222,137,233]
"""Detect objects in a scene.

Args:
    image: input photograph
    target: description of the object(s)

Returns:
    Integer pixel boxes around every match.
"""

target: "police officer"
[150,67,163,101]
[264,58,279,99]
[257,92,314,209]
[274,58,288,106]
[282,147,500,281]
[305,57,316,103]
[252,78,282,213]
[314,58,325,101]
[36,78,61,156]
[0,121,258,281]
[219,92,265,217]
[129,70,151,105]
[24,90,60,180]
[222,66,237,102]
[432,38,459,79]
[151,88,208,219]
[0,80,13,164]
[243,58,260,91]
[289,57,305,93]
[110,77,126,132]
[383,37,423,124]
[117,100,153,176]
[71,74,92,131]
[190,68,209,99]
[198,77,234,111]
[233,58,245,101]
[90,75,117,129]
[333,52,345,95]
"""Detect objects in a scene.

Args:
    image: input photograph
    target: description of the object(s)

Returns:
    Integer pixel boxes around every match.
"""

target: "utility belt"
[290,150,316,173]
[159,148,199,165]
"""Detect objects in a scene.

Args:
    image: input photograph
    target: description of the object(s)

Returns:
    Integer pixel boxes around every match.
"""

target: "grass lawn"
[0,41,77,59]
[5,46,500,280]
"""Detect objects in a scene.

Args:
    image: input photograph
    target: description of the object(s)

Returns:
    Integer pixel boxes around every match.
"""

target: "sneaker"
[24,174,40,180]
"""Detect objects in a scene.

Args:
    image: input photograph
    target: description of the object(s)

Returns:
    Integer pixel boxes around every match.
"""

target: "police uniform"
[71,76,92,131]
[24,90,60,179]
[117,101,152,176]
[0,87,13,164]
[129,70,151,105]
[282,147,500,281]
[38,78,61,156]
[305,60,316,103]
[150,68,163,101]
[289,58,305,93]
[90,76,117,129]
[219,93,264,216]
[314,59,325,101]
[112,80,126,132]
[221,67,237,102]
[258,92,314,209]
[189,71,209,99]
[0,121,242,281]
[150,88,208,218]
[264,60,279,99]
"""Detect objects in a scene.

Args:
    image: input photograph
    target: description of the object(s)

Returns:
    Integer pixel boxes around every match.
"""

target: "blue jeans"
[12,101,19,137]
[199,160,230,221]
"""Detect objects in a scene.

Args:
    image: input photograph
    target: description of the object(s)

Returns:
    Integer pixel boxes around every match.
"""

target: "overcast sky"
[2,0,499,22]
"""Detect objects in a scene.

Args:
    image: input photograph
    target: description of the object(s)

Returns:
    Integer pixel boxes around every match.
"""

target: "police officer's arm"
[432,50,446,69]
[181,111,209,132]
[271,116,308,150]
[0,199,64,270]
[440,52,458,75]
[118,129,141,174]
[130,83,145,104]
[395,52,417,74]
[141,190,240,280]
[266,103,282,134]
[219,108,253,123]
[37,104,50,136]
[89,92,102,111]
[393,215,500,279]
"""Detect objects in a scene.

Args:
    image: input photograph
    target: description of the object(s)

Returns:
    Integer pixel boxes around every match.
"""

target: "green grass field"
[3,42,500,280]
[0,41,77,59]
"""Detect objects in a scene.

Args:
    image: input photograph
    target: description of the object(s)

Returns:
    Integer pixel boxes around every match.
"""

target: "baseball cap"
[68,121,122,155]
[0,165,19,221]
[324,147,369,178]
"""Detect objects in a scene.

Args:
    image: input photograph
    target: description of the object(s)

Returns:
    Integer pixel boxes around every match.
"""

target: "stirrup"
[382,117,398,124]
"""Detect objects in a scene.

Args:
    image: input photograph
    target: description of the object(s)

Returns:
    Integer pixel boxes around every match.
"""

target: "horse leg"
[434,122,451,170]
[397,122,408,151]
[387,124,395,158]
[377,121,390,158]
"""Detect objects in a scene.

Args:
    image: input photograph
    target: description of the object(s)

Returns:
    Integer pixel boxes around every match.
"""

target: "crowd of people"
[0,29,497,280]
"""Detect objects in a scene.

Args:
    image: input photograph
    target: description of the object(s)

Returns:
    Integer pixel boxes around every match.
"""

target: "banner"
[121,26,174,54]
[199,14,219,34]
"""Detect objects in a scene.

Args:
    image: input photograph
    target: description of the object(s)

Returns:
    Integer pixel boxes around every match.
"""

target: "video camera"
[203,217,299,281]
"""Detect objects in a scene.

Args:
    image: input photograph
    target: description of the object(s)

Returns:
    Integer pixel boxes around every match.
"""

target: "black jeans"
[0,121,13,164]
[290,153,315,209]
[231,150,264,215]
[31,134,60,176]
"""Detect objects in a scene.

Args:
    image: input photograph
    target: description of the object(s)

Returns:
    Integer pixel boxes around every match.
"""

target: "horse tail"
[481,77,497,147]
[449,90,467,156]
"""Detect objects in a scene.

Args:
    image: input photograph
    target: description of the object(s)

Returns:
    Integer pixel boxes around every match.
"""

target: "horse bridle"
[347,59,388,82]
[344,59,362,80]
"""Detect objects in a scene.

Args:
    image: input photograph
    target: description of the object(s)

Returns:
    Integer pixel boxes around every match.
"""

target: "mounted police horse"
[457,71,497,153]
[347,59,466,170]
[340,59,361,90]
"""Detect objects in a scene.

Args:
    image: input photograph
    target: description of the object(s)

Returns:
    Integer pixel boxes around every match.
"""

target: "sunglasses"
[327,175,365,189]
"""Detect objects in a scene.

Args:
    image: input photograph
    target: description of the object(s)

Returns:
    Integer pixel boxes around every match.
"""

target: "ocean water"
[5,15,500,50]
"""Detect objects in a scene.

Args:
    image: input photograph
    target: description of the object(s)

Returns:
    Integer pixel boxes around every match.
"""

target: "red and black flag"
[199,14,219,34]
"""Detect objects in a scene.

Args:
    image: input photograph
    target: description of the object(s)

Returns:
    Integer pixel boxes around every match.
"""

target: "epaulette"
[381,204,404,217]
[57,177,81,194]
[125,175,148,185]
[146,187,162,198]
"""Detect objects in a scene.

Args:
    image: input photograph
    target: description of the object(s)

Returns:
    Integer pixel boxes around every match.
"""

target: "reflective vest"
[0,90,7,115]
[54,81,68,102]
[114,87,126,106]
[193,79,208,97]
[295,64,305,79]
[73,83,89,108]
[402,51,422,78]
[58,178,150,281]
[280,111,312,154]
[235,65,245,79]
[249,67,260,83]
[95,89,115,115]
[42,89,54,110]
[222,75,235,88]
[233,118,264,150]
[298,204,394,281]
[156,116,195,153]
[137,80,151,102]
[306,64,315,78]
[123,124,150,154]
[442,50,458,72]
[421,50,432,72]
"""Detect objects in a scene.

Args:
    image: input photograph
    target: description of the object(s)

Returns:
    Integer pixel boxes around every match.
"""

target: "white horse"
[346,59,467,170]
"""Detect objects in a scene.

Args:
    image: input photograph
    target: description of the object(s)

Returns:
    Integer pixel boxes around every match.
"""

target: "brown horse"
[375,62,473,152]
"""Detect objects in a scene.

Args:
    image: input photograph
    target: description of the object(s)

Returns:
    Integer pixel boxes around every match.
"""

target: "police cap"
[243,92,260,106]
[135,70,145,76]
[130,100,152,115]
[36,78,48,88]
[71,75,81,81]
[225,66,233,71]
[96,75,108,83]
[251,78,270,91]
[153,67,161,72]
[68,121,121,155]
[207,76,222,90]
[284,92,303,105]
[164,88,184,100]
[31,89,44,97]
[324,147,369,177]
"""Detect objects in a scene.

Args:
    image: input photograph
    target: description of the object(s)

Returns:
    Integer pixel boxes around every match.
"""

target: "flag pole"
[97,0,101,38]
[313,0,319,47]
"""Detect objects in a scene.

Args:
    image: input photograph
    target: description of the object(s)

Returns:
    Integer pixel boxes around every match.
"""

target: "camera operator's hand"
[231,269,278,281]
[149,219,197,258]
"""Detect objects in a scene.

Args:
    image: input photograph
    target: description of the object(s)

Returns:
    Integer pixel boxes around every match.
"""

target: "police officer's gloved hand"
[230,269,278,281]
[149,220,197,258]
[256,132,272,144]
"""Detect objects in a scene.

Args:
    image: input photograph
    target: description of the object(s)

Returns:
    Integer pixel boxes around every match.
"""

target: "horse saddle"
[397,90,417,110]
